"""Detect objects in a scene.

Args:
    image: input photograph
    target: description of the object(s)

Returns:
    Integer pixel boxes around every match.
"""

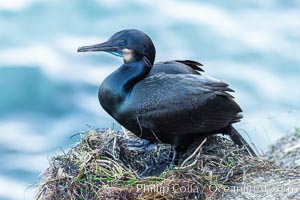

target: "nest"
[36,129,300,199]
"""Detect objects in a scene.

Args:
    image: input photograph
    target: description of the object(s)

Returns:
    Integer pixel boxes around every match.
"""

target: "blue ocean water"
[0,0,299,199]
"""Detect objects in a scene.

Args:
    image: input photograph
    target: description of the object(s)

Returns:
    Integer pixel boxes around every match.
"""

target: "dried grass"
[36,129,300,200]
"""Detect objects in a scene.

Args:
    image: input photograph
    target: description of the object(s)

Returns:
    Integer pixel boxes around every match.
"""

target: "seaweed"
[36,129,300,199]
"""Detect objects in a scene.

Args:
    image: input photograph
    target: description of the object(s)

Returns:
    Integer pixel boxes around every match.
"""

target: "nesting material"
[36,129,300,199]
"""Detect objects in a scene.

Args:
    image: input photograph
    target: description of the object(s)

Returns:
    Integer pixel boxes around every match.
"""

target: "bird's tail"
[224,125,256,157]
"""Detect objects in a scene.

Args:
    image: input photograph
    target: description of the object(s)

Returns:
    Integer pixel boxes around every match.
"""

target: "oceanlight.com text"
[136,183,299,195]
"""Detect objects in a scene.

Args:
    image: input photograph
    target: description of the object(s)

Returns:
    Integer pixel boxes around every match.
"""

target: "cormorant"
[78,29,255,156]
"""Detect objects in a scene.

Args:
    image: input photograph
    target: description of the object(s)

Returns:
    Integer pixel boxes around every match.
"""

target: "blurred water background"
[0,0,299,199]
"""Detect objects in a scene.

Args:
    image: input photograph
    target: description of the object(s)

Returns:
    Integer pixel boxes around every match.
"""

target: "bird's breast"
[98,79,124,117]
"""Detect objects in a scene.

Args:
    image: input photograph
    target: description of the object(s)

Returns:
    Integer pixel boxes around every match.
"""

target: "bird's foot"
[169,146,178,169]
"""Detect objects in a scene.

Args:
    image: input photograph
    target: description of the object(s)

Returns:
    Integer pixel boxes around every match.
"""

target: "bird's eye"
[120,40,127,46]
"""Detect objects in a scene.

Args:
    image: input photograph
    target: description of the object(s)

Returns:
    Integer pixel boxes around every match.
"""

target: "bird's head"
[78,29,156,66]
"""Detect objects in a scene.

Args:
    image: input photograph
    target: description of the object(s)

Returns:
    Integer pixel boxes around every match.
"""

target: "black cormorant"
[78,29,255,156]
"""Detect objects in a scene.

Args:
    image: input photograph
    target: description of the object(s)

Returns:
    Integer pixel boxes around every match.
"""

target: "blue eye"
[120,40,127,46]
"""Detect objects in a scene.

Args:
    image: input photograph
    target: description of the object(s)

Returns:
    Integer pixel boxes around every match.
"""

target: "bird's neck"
[99,60,151,115]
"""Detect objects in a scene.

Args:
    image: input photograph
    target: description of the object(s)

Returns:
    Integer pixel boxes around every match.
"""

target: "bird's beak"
[77,40,118,53]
